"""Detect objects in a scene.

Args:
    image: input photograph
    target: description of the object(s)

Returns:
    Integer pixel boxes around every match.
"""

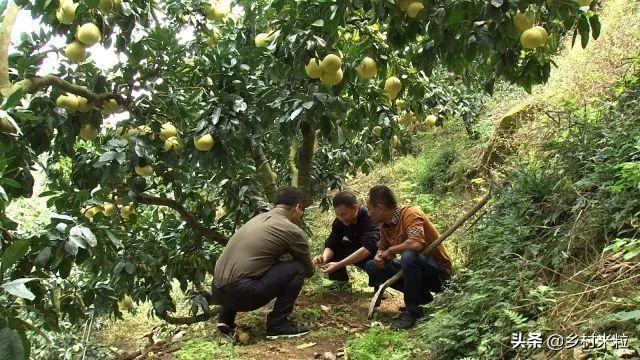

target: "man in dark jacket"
[313,191,379,287]
[212,186,314,339]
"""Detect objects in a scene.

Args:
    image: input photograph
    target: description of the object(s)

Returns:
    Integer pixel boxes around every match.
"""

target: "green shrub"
[418,57,640,359]
[346,326,414,360]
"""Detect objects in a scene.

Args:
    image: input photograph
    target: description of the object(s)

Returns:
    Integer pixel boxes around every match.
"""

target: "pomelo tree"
[0,0,600,356]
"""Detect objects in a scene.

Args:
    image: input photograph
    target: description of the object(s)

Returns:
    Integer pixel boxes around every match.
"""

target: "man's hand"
[381,249,394,262]
[374,253,385,268]
[322,262,342,274]
[313,255,326,266]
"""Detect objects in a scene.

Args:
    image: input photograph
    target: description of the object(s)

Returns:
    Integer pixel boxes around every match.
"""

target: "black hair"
[368,185,397,208]
[274,186,304,207]
[332,191,358,208]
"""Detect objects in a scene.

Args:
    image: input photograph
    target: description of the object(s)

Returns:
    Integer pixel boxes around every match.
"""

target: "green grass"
[175,339,237,360]
[346,326,425,360]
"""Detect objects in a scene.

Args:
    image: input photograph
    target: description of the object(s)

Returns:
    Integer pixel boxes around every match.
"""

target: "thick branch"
[288,137,300,187]
[157,310,218,325]
[252,143,277,202]
[135,194,228,245]
[297,122,316,207]
[0,2,19,91]
[25,75,122,105]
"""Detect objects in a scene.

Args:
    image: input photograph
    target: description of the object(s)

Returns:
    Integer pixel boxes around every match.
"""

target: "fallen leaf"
[321,305,331,312]
[297,342,317,350]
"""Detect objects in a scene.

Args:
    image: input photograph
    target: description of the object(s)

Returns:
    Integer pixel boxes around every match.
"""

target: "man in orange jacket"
[365,185,452,329]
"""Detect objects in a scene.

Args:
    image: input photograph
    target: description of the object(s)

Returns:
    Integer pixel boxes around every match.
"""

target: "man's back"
[214,207,312,287]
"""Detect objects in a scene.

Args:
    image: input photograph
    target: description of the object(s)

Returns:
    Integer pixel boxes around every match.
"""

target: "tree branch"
[157,310,218,325]
[252,143,277,202]
[25,74,123,105]
[0,1,19,92]
[135,194,228,245]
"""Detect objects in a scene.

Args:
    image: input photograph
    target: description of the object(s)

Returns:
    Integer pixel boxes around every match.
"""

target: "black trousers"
[327,241,375,282]
[211,260,306,329]
[365,250,450,316]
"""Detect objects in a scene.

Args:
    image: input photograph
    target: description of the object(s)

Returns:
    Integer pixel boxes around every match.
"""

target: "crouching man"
[212,186,314,339]
[313,191,379,288]
[365,185,452,329]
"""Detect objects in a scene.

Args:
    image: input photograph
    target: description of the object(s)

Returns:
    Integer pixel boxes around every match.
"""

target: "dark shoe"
[217,322,237,335]
[266,323,310,340]
[390,311,418,330]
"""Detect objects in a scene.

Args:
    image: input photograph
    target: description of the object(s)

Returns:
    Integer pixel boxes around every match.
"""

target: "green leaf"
[616,309,640,322]
[0,238,30,273]
[589,14,601,40]
[0,178,21,189]
[577,14,590,49]
[34,247,51,268]
[311,19,324,27]
[1,278,38,300]
[0,328,25,360]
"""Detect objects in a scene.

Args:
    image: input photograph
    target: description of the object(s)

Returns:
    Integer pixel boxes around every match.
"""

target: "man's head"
[332,191,359,226]
[366,185,397,224]
[274,186,305,223]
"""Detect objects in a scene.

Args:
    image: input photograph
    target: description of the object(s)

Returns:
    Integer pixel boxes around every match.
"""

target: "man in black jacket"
[313,191,379,287]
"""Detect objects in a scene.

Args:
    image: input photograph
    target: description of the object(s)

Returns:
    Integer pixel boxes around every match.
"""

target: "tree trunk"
[296,122,316,207]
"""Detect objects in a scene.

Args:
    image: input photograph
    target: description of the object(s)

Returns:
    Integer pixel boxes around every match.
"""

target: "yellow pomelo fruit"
[513,11,534,32]
[320,68,343,86]
[372,126,382,136]
[76,97,93,112]
[136,125,152,136]
[195,134,214,151]
[79,123,98,140]
[320,54,342,74]
[0,117,16,134]
[102,99,120,114]
[205,1,230,20]
[98,0,112,12]
[356,57,378,79]
[395,99,405,108]
[103,202,116,216]
[426,114,437,126]
[520,28,545,49]
[305,58,322,79]
[120,204,133,219]
[396,0,411,11]
[135,165,154,177]
[384,76,402,100]
[65,41,86,63]
[255,33,272,48]
[56,1,77,25]
[98,0,119,12]
[83,205,102,219]
[76,23,101,46]
[56,94,79,111]
[406,2,424,18]
[532,26,549,43]
[160,122,177,140]
[163,136,181,152]
[118,295,134,310]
